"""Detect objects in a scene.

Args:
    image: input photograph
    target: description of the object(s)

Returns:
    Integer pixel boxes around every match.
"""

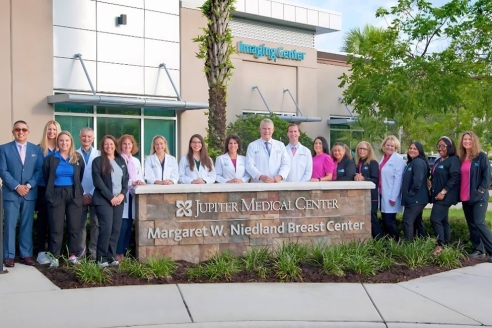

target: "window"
[54,102,177,163]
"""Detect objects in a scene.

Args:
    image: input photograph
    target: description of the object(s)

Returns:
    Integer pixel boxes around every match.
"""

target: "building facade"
[0,0,352,160]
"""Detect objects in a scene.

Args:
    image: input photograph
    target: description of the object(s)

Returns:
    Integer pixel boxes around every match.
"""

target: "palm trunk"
[208,85,227,151]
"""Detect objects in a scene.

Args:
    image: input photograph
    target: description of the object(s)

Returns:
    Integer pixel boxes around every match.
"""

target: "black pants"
[48,186,83,257]
[35,185,50,253]
[413,211,426,238]
[95,203,124,263]
[430,203,451,246]
[402,205,426,241]
[381,212,399,241]
[371,200,383,239]
[462,201,492,254]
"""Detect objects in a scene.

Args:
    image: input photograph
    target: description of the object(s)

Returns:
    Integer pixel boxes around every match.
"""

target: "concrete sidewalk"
[0,263,491,328]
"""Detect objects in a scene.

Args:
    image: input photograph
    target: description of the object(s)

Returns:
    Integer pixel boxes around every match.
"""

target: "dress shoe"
[19,257,35,266]
[468,250,486,259]
[3,258,14,267]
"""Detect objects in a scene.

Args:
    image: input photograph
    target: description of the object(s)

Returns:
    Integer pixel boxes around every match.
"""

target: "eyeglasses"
[191,141,202,144]
[358,148,368,151]
[436,144,447,149]
[13,128,28,133]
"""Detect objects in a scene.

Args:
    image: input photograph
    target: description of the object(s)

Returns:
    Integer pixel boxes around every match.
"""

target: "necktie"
[265,142,271,156]
[292,146,296,156]
[19,144,25,165]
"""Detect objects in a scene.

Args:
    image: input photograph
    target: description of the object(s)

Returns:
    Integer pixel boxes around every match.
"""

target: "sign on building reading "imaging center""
[237,41,306,61]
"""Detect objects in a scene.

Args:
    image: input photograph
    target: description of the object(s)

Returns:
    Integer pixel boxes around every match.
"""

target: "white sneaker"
[37,252,50,265]
[69,255,80,265]
[98,262,109,268]
[109,260,119,267]
[50,258,59,268]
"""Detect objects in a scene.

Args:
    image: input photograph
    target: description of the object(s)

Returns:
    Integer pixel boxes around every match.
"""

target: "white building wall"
[53,0,180,97]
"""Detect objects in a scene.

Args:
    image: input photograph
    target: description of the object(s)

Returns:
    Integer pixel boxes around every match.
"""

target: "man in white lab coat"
[246,118,290,183]
[285,124,312,182]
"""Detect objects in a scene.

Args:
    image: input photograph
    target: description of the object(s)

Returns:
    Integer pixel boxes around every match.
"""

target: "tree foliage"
[226,114,314,155]
[339,0,492,149]
[340,24,386,54]
[193,0,236,154]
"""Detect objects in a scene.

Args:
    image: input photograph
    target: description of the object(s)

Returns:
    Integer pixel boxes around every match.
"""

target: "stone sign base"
[135,182,373,263]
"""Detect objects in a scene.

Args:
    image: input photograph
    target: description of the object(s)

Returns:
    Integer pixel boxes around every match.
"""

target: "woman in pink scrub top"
[458,131,492,263]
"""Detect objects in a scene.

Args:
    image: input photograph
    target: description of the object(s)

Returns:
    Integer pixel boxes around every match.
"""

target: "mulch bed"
[36,257,487,289]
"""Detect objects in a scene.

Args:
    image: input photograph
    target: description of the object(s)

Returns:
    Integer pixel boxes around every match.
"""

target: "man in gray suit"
[0,120,43,267]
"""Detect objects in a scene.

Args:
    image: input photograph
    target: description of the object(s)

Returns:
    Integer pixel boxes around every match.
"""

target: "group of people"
[2,118,492,269]
[359,133,492,262]
[1,120,140,268]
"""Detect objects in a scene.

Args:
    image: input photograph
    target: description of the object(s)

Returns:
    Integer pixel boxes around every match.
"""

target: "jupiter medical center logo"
[175,197,340,218]
[176,200,193,217]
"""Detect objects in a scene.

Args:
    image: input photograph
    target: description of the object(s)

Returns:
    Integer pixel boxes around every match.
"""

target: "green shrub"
[147,257,178,278]
[242,247,271,278]
[186,251,241,281]
[272,242,308,281]
[120,256,156,281]
[72,258,112,284]
[392,238,434,269]
[433,245,466,269]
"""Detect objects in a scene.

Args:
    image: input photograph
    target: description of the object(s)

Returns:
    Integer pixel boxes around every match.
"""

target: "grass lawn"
[421,208,492,225]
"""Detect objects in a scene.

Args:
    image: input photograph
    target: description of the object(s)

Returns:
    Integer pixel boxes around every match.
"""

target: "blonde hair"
[150,135,169,155]
[381,135,401,153]
[355,141,377,164]
[57,131,80,164]
[458,131,481,161]
[39,120,61,156]
[118,134,139,155]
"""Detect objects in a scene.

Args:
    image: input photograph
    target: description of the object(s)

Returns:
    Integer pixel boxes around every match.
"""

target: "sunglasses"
[13,128,29,133]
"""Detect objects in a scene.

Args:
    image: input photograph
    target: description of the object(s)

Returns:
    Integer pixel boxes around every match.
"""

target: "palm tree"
[341,24,385,54]
[193,0,236,154]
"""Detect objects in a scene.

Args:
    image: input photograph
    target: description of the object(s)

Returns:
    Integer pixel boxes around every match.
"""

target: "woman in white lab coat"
[215,135,250,183]
[379,135,406,241]
[179,134,216,184]
[144,135,179,185]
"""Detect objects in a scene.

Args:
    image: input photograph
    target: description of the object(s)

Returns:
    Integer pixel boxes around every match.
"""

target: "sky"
[285,0,450,53]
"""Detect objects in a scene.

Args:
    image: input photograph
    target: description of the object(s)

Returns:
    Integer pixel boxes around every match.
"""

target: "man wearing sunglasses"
[0,120,43,267]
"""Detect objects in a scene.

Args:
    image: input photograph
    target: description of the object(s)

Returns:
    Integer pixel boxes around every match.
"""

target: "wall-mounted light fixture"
[117,14,127,25]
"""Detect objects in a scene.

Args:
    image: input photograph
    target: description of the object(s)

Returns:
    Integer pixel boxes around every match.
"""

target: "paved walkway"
[0,263,491,327]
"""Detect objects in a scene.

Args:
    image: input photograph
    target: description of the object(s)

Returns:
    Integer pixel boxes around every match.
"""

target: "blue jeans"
[116,218,133,255]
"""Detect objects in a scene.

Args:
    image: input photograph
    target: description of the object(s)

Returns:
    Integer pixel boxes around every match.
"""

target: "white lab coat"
[215,153,250,183]
[380,153,406,213]
[245,138,290,183]
[144,153,179,185]
[76,146,100,196]
[178,155,216,184]
[123,156,143,219]
[285,143,313,182]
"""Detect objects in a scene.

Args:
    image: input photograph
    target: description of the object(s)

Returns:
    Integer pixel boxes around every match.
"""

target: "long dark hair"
[223,134,242,154]
[407,141,430,174]
[99,135,120,176]
[438,136,457,157]
[187,134,213,172]
[312,136,329,156]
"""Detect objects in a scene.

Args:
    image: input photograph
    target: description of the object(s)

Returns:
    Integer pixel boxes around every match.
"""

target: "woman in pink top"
[309,136,334,182]
[458,131,492,263]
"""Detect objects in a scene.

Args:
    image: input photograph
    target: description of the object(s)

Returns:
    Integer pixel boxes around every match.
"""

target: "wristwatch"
[440,190,447,195]
[26,183,32,190]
